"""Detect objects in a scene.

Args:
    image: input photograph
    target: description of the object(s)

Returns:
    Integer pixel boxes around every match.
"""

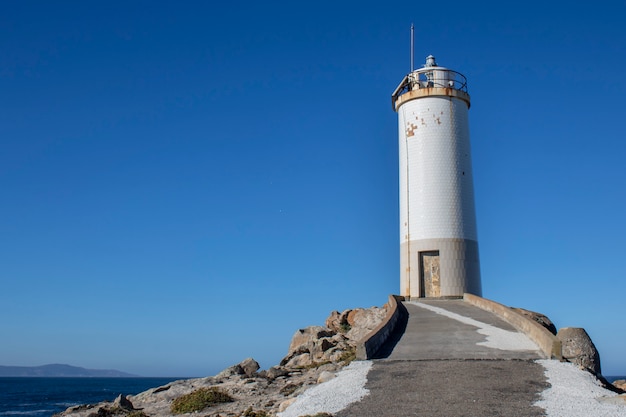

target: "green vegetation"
[337,347,356,364]
[170,387,233,414]
[240,407,269,416]
[339,323,351,333]
[126,411,148,417]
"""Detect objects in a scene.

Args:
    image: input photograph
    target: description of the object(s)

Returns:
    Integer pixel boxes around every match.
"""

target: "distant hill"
[0,364,138,377]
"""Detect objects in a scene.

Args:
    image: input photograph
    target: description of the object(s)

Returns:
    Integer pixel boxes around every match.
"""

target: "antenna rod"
[410,23,414,72]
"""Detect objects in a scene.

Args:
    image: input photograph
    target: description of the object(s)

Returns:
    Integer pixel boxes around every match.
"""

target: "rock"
[283,353,313,369]
[613,379,626,391]
[325,310,344,332]
[345,307,387,342]
[55,302,388,417]
[278,398,297,412]
[317,371,335,383]
[556,327,602,376]
[511,307,557,335]
[310,338,337,361]
[112,395,134,410]
[239,358,260,377]
[258,366,289,380]
[215,364,242,378]
[216,358,260,378]
[288,326,336,353]
[324,309,353,333]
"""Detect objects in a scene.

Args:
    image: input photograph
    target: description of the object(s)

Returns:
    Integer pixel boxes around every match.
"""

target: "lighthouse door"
[420,251,441,298]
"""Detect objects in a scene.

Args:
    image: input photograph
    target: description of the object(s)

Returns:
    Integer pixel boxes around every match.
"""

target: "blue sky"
[1,1,625,377]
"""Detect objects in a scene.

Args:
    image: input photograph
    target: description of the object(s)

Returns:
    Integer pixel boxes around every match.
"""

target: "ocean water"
[0,377,181,417]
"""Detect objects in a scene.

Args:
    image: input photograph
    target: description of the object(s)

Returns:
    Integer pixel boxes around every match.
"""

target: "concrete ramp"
[385,300,542,360]
[336,300,549,417]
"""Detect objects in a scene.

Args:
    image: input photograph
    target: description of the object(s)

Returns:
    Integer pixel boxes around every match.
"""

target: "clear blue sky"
[2,1,625,377]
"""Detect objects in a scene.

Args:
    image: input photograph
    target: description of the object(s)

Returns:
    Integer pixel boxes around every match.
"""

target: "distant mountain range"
[0,364,138,377]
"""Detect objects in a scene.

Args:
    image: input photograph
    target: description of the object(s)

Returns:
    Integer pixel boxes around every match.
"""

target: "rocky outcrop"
[279,305,387,370]
[613,379,626,391]
[54,305,387,417]
[215,357,260,379]
[556,327,601,376]
[325,306,387,341]
[510,307,557,335]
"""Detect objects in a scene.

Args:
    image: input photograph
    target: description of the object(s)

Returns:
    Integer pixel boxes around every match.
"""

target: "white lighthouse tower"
[392,55,482,299]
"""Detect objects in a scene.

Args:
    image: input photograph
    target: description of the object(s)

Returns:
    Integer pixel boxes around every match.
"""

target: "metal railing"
[391,67,468,109]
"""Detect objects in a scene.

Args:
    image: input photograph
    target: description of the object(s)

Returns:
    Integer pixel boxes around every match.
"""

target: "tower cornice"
[394,87,471,111]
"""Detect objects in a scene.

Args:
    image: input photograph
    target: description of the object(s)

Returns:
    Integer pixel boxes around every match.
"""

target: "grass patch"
[241,407,269,416]
[170,387,233,414]
[337,347,356,364]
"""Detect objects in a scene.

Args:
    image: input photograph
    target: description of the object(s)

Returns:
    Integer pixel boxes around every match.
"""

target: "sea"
[0,377,182,417]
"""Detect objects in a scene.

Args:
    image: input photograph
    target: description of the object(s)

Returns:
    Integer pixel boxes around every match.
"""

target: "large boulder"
[511,307,557,335]
[280,323,360,369]
[239,357,260,377]
[613,380,626,391]
[258,365,289,380]
[288,326,336,353]
[325,310,351,333]
[345,307,388,342]
[556,327,601,376]
[216,357,260,378]
[112,394,134,410]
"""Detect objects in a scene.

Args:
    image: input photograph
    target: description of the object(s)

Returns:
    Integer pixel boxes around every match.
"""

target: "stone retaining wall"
[356,295,404,360]
[463,293,562,359]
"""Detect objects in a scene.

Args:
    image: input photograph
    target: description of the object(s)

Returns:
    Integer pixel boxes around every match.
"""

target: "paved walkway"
[336,300,549,417]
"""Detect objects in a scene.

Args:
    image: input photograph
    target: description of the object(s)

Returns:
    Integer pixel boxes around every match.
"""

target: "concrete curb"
[356,295,403,360]
[463,293,562,360]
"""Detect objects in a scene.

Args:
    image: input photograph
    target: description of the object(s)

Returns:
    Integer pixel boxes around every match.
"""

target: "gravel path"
[276,360,372,417]
[278,301,625,416]
[279,359,625,417]
[535,359,625,417]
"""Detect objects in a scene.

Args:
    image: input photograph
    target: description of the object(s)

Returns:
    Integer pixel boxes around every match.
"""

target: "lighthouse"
[392,55,482,299]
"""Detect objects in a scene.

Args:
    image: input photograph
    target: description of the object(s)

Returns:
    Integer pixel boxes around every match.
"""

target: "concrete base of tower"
[400,238,481,299]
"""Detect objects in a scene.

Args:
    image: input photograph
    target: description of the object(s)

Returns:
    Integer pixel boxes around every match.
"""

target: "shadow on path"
[370,301,408,359]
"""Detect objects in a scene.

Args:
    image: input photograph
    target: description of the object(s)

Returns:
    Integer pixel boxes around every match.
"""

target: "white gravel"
[277,304,625,416]
[535,359,625,417]
[410,301,539,351]
[276,360,373,417]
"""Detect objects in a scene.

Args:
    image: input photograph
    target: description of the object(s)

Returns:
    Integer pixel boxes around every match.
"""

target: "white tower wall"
[393,57,481,299]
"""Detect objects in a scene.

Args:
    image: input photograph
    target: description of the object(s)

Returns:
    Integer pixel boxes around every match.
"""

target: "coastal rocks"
[288,326,335,353]
[511,307,557,335]
[344,307,388,342]
[556,327,601,376]
[613,379,626,391]
[55,305,387,417]
[112,395,134,411]
[58,394,137,417]
[325,306,388,339]
[317,370,336,383]
[280,317,365,370]
[257,365,289,380]
[215,357,260,378]
[609,380,626,395]
[280,330,353,369]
